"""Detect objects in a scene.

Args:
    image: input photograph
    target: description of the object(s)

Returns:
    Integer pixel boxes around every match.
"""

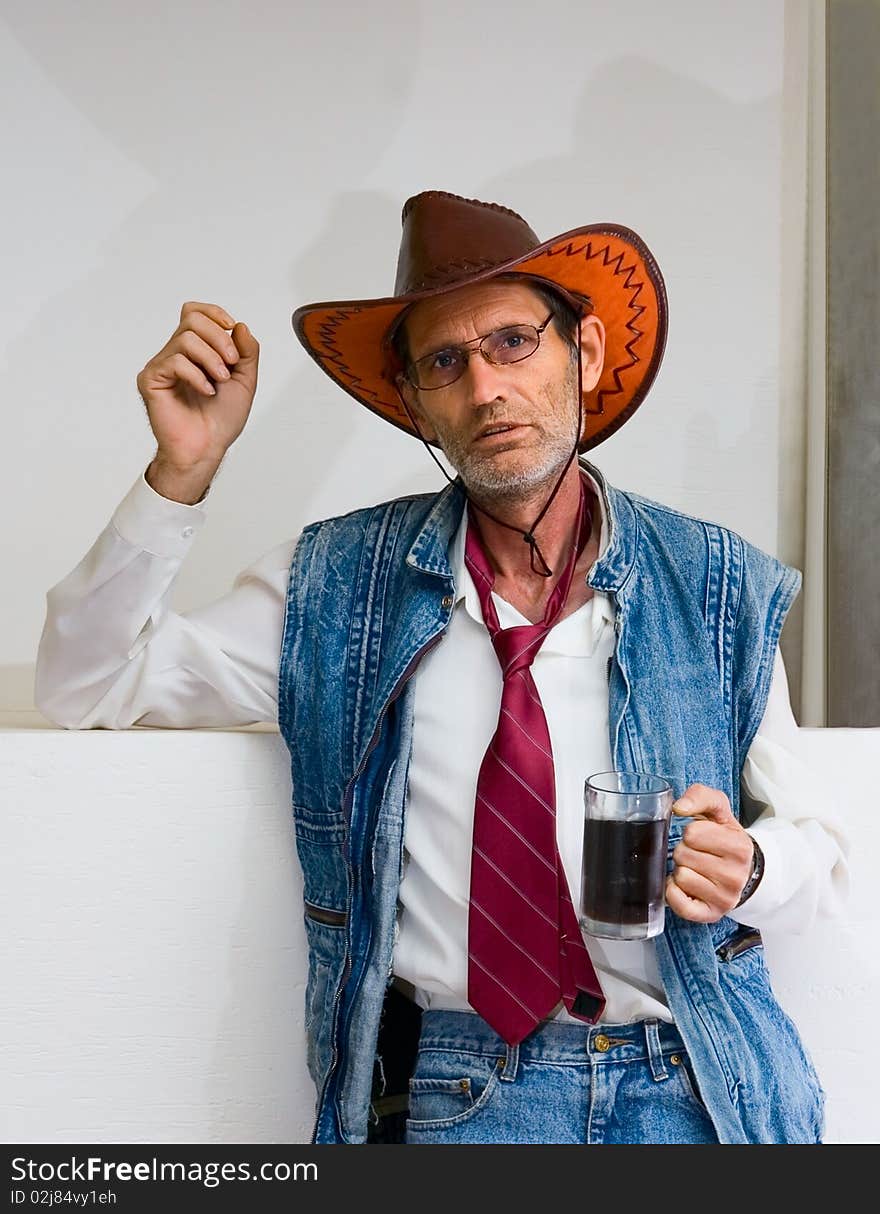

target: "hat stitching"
[538,238,648,415]
[401,190,528,226]
[588,246,646,417]
[413,257,498,289]
[315,309,408,417]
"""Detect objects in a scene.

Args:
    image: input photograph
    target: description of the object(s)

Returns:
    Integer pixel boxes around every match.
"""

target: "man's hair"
[390,275,583,376]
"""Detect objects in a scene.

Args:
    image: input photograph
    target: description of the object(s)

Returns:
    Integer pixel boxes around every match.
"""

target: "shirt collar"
[448,466,617,649]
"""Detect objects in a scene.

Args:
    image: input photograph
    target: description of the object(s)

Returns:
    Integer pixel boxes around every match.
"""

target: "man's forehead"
[405,279,546,348]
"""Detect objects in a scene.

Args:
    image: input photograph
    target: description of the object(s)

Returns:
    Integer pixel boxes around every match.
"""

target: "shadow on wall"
[6,20,800,711]
[3,4,421,712]
[481,59,801,705]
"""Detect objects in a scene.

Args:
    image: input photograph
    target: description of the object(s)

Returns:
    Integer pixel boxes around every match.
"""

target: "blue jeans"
[404,1010,719,1144]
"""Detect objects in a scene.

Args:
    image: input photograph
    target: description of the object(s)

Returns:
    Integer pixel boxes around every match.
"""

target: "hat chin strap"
[394,315,585,578]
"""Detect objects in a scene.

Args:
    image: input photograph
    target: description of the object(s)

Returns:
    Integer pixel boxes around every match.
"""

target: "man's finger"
[665,873,716,923]
[672,782,735,826]
[679,819,744,858]
[672,842,733,881]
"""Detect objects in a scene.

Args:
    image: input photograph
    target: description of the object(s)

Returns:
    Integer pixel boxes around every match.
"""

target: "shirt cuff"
[111,469,209,560]
[725,824,785,923]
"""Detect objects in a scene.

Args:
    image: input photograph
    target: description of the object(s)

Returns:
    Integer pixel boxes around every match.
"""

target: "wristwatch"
[734,835,765,908]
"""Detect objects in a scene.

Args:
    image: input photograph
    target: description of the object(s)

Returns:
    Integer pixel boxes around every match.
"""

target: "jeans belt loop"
[500,1042,519,1083]
[644,1019,669,1082]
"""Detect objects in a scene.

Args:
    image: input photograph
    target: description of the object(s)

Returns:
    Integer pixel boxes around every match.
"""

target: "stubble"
[430,360,581,510]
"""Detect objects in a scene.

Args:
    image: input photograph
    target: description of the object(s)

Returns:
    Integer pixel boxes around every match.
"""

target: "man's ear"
[397,375,439,444]
[577,314,605,393]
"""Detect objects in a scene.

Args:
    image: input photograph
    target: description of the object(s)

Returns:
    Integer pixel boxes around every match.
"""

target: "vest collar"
[404,457,638,594]
[580,458,638,595]
[404,477,466,579]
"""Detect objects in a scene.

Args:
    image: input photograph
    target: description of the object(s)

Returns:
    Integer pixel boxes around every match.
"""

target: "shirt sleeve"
[34,468,297,729]
[728,645,851,933]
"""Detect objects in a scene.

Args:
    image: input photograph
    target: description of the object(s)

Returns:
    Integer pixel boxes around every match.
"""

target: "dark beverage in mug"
[581,815,670,939]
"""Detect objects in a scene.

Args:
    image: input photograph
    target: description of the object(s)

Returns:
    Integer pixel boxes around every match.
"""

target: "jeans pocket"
[406,1050,503,1130]
[672,1051,709,1113]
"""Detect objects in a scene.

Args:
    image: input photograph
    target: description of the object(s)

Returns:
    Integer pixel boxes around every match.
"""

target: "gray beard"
[445,431,576,509]
[418,356,582,509]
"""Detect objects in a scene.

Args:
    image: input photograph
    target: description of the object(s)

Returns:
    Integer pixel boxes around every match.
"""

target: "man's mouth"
[473,422,529,443]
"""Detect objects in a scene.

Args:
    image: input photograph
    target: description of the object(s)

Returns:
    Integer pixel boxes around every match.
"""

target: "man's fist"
[136,301,260,476]
[665,784,756,923]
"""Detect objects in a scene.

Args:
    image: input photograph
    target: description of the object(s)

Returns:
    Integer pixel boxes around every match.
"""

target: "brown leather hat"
[291,190,667,452]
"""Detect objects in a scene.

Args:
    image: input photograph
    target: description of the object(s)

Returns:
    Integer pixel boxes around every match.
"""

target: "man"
[35,191,848,1144]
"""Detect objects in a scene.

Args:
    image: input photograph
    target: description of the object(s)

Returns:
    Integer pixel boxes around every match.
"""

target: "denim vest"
[277,457,824,1144]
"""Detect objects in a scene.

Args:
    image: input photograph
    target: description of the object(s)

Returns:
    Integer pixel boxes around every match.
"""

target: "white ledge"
[2,721,878,1143]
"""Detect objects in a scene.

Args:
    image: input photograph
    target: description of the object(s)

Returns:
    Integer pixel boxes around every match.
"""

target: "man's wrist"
[734,835,765,908]
[146,454,218,505]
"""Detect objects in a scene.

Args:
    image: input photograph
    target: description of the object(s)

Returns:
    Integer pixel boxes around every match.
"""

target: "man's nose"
[460,348,507,404]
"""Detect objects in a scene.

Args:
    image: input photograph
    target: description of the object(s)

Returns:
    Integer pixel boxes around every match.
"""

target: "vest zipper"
[310,626,446,1142]
[610,608,632,763]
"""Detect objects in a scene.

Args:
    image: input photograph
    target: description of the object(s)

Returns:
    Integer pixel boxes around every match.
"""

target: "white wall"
[2,0,811,711]
[6,0,869,1147]
[2,722,877,1144]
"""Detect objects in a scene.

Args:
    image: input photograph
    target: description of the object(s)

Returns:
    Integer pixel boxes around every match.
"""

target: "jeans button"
[594,1033,611,1052]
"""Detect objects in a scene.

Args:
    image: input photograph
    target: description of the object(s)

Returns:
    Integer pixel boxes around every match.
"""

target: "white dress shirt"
[34,467,851,1025]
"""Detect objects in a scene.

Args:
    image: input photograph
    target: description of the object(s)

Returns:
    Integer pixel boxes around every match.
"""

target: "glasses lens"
[411,347,464,389]
[483,325,540,365]
[408,322,542,388]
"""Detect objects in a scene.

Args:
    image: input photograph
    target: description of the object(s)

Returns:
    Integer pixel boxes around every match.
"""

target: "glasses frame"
[402,312,556,391]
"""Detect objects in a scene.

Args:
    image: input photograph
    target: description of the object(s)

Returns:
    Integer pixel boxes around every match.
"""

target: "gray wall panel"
[827,0,880,725]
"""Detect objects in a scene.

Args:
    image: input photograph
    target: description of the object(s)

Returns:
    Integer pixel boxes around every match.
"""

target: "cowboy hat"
[291,190,667,452]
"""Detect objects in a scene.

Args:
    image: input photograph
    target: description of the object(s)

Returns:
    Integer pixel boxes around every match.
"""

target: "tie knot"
[492,623,549,677]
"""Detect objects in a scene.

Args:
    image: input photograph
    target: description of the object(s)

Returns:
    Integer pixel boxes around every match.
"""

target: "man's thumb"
[233,321,259,358]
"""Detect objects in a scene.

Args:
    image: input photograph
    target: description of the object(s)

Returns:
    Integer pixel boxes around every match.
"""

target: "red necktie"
[464,479,606,1045]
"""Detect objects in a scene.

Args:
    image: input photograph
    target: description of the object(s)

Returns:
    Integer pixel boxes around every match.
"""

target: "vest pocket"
[713,924,825,1140]
[291,807,350,1096]
[715,925,762,964]
[302,910,347,1093]
[291,806,348,918]
[304,901,348,927]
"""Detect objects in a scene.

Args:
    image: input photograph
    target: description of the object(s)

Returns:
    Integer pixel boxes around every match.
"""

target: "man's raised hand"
[136,301,260,494]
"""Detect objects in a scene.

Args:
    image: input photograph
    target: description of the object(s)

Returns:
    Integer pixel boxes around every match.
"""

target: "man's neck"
[466,461,587,586]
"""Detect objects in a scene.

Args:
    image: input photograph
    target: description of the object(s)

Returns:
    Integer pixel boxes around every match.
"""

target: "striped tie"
[465,478,606,1045]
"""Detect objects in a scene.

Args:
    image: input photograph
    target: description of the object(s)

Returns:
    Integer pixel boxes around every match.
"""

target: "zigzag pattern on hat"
[540,238,648,417]
[309,238,650,433]
[314,308,409,418]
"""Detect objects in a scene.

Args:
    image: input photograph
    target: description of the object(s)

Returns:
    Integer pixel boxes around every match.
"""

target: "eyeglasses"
[403,313,555,390]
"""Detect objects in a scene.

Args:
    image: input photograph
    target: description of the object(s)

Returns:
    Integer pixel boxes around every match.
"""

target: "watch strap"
[734,835,765,908]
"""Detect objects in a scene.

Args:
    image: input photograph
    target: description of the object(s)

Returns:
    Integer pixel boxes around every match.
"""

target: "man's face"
[398,280,604,503]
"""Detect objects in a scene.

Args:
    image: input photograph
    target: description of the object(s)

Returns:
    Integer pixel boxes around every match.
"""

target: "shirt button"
[594,1033,611,1053]
[181,525,194,538]
[441,594,454,610]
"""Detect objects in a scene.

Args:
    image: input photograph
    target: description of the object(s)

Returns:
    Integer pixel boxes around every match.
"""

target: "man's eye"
[431,350,460,370]
[498,331,526,349]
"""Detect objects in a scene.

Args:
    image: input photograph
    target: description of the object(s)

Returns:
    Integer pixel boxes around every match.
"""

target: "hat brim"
[291,223,667,452]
